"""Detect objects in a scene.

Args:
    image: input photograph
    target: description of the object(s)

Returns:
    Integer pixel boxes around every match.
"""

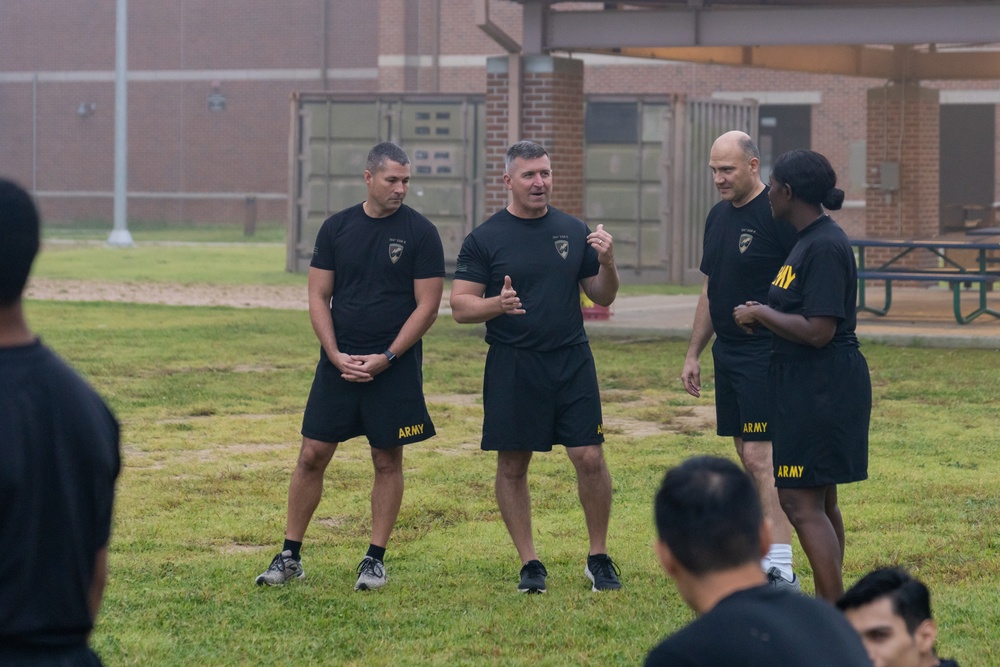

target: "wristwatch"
[382,349,397,366]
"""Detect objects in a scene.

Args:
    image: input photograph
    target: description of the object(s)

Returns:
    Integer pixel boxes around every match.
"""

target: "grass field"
[20,234,1000,664]
[22,290,1000,666]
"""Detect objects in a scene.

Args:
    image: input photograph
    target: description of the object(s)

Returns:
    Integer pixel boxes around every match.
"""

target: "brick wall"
[485,57,513,215]
[522,57,585,218]
[1,0,998,233]
[865,84,941,236]
[0,0,377,225]
[485,55,585,219]
[865,83,940,268]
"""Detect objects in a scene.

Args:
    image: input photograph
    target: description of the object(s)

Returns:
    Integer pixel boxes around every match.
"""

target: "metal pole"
[32,74,38,191]
[108,0,134,246]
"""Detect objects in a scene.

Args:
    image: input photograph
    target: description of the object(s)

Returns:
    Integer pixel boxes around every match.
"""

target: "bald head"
[712,131,760,163]
[709,131,763,207]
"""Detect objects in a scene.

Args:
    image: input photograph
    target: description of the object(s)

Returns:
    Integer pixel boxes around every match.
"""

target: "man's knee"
[371,446,403,476]
[497,451,532,480]
[297,437,336,472]
[568,444,607,477]
[737,439,774,480]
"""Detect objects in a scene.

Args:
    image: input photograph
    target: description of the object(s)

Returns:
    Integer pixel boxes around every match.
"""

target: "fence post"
[244,196,257,237]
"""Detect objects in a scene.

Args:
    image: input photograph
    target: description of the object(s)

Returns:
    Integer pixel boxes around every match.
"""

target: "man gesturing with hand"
[451,140,622,594]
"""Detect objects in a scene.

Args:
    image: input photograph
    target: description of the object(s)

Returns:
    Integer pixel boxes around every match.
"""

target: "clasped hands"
[733,301,764,335]
[331,350,388,383]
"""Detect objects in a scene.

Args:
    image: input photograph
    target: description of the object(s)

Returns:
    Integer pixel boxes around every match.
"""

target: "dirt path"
[25,278,308,310]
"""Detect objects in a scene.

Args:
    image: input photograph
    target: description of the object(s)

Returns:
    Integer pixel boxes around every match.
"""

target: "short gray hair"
[366,142,410,173]
[504,141,548,174]
[738,135,760,162]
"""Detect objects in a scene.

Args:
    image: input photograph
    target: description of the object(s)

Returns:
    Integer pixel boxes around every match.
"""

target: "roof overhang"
[508,1,1000,79]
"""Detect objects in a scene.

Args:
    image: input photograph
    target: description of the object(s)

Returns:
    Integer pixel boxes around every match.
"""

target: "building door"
[757,105,811,185]
[939,104,996,232]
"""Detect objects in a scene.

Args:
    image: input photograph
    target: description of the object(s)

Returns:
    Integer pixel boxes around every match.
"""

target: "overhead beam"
[596,45,1000,80]
[545,4,1000,49]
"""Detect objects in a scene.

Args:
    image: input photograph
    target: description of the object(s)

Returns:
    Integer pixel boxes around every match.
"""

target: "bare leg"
[825,484,846,560]
[779,485,844,602]
[370,446,404,548]
[496,451,537,564]
[566,444,612,555]
[285,437,338,541]
[735,437,793,547]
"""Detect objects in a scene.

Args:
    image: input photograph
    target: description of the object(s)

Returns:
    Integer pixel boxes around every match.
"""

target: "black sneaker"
[585,554,622,591]
[518,560,547,594]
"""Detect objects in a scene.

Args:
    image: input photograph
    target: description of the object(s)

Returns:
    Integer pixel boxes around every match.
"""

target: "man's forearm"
[584,264,620,307]
[685,287,713,359]
[388,303,439,356]
[450,293,503,324]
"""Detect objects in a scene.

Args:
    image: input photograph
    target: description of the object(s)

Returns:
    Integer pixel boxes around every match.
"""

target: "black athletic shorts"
[481,342,605,452]
[769,347,870,488]
[301,343,435,449]
[711,337,773,442]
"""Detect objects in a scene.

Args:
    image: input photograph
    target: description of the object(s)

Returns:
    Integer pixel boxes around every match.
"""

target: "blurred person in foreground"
[838,567,960,667]
[646,456,869,666]
[734,149,871,602]
[0,178,121,666]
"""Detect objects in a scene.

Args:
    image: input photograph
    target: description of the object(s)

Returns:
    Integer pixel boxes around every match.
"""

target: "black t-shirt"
[311,203,445,353]
[700,187,798,342]
[645,585,871,667]
[0,341,120,649]
[767,215,860,357]
[453,206,600,351]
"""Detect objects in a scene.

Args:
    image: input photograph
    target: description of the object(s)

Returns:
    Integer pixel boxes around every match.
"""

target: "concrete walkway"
[578,287,1000,349]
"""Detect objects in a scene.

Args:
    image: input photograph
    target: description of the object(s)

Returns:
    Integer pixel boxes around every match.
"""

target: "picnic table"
[851,235,1000,325]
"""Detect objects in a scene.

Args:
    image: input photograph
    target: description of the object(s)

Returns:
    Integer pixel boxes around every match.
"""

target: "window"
[585,102,638,144]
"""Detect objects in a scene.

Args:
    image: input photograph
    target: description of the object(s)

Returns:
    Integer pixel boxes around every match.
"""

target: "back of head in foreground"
[0,177,121,661]
[838,567,955,667]
[655,455,764,581]
[647,456,872,667]
[0,178,41,310]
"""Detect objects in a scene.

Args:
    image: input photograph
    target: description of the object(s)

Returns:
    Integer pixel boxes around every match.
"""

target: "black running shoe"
[585,554,622,591]
[518,560,548,594]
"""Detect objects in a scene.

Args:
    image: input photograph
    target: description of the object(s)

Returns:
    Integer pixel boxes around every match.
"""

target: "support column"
[865,83,940,267]
[485,54,585,219]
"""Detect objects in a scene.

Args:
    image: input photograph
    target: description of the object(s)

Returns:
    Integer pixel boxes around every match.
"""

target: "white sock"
[765,544,794,581]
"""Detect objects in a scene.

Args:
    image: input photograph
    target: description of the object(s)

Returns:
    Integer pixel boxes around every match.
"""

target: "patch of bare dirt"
[25,278,307,310]
[219,543,271,554]
[663,404,717,436]
[425,392,716,438]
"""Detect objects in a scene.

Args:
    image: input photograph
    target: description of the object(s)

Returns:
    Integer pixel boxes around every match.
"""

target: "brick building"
[1,1,997,248]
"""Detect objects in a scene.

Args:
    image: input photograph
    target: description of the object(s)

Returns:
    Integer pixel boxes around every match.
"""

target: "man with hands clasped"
[256,142,445,591]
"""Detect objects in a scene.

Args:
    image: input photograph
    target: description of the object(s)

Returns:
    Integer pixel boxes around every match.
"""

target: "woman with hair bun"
[733,149,871,602]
